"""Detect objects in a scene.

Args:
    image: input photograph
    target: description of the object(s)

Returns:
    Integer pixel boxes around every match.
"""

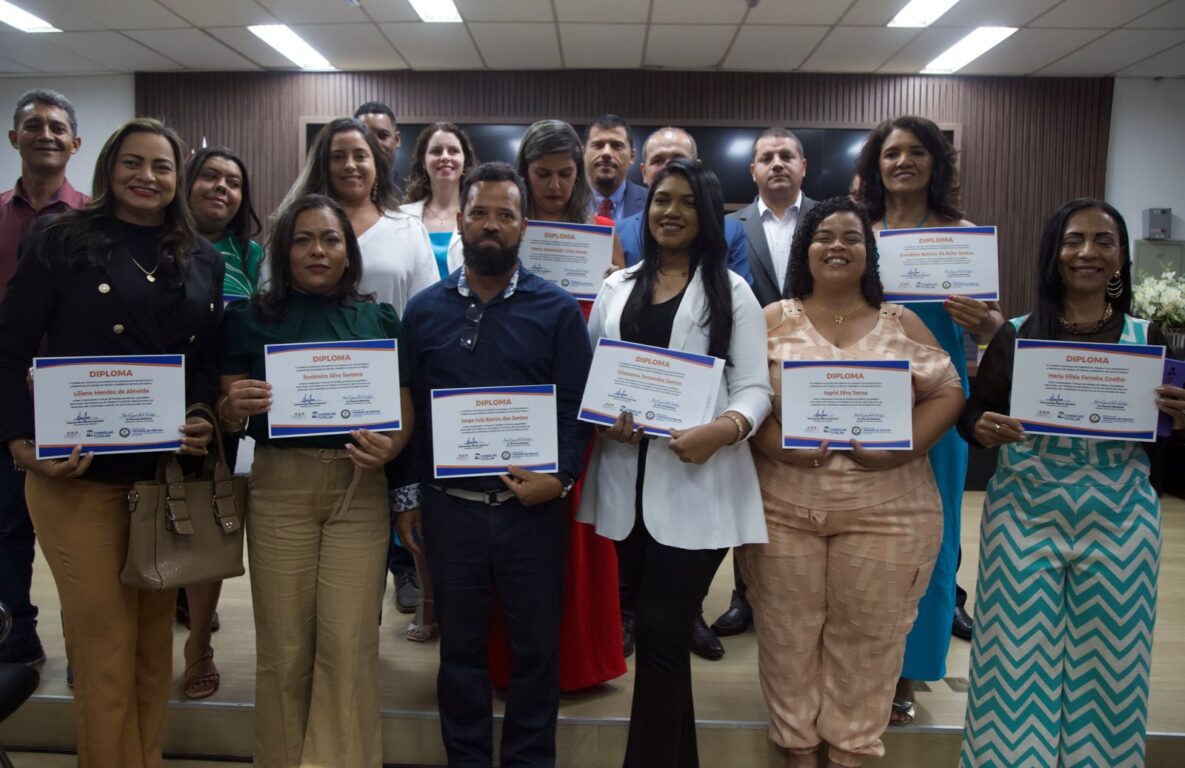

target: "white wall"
[0,74,134,197]
[1106,78,1185,241]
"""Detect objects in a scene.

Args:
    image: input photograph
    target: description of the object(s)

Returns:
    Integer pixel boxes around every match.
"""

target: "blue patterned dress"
[960,315,1164,767]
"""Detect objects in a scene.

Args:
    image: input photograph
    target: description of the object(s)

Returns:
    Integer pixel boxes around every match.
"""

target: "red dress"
[487,217,627,691]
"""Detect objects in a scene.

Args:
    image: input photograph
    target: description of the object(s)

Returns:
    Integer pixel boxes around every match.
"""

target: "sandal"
[889,698,915,726]
[184,649,220,699]
[405,598,437,643]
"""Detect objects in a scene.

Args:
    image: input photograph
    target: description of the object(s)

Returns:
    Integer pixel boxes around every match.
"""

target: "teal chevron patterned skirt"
[961,436,1160,768]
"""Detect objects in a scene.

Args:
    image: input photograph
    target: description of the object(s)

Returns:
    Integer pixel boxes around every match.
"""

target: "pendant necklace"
[131,257,159,283]
[822,301,867,325]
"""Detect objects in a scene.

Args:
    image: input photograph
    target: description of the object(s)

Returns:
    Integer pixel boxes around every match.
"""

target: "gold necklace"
[1059,302,1113,334]
[130,256,159,283]
[809,299,866,325]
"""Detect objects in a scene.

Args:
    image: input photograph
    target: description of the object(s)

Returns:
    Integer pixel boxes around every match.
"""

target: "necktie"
[596,197,613,220]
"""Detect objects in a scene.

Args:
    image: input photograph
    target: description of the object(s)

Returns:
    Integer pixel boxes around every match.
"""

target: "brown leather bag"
[120,403,247,591]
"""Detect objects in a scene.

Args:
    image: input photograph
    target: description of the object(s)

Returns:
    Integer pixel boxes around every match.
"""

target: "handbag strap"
[153,402,241,536]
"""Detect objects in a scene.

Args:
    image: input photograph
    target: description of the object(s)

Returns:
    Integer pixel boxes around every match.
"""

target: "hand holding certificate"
[1010,339,1166,441]
[780,360,914,450]
[521,220,615,300]
[579,339,724,437]
[876,226,999,303]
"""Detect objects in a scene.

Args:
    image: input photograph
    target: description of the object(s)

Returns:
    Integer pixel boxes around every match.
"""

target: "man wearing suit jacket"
[584,114,647,222]
[712,128,815,640]
[727,127,816,309]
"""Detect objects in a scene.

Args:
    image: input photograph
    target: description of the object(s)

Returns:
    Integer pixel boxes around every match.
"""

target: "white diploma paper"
[875,226,999,303]
[781,359,913,450]
[579,338,724,437]
[1010,339,1165,441]
[33,354,186,459]
[265,339,402,439]
[521,220,615,300]
[431,385,558,478]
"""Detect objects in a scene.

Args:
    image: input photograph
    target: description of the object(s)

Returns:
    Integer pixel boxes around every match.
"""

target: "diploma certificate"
[781,360,913,450]
[266,339,402,439]
[431,385,558,478]
[33,354,186,459]
[876,226,999,302]
[521,220,615,300]
[1010,339,1165,441]
[579,338,724,437]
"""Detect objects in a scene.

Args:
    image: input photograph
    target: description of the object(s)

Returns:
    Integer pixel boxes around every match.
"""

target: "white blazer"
[400,199,463,274]
[576,264,772,550]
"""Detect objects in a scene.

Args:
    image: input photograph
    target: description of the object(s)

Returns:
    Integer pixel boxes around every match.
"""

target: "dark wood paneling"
[136,70,1113,318]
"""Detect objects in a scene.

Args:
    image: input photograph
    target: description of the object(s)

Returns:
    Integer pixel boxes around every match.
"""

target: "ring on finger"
[994,422,1001,431]
[812,458,820,467]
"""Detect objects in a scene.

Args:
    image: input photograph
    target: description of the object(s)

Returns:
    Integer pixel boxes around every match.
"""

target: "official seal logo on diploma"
[501,451,511,460]
[1090,413,1101,423]
[340,409,351,419]
[850,426,863,436]
[119,427,131,438]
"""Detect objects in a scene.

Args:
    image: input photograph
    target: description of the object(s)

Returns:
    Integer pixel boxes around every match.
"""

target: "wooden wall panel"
[136,70,1113,317]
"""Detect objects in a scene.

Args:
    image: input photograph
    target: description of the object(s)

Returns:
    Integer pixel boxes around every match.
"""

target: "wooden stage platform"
[4,492,1185,766]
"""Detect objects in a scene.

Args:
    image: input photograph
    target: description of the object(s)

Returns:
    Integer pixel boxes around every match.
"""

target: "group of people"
[0,87,1182,768]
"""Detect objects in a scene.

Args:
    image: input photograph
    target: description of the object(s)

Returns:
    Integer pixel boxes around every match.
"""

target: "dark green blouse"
[220,292,410,448]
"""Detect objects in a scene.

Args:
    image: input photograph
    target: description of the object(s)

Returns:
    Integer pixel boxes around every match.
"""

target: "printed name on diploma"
[33,354,187,459]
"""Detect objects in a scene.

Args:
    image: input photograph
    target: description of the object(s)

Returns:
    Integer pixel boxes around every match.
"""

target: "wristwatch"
[554,472,576,498]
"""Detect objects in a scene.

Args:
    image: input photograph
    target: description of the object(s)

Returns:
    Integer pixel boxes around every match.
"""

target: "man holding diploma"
[396,162,592,767]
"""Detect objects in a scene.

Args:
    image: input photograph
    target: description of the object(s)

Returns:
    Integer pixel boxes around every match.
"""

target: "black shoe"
[690,615,724,660]
[394,571,421,614]
[952,605,973,641]
[710,592,753,636]
[622,615,635,658]
[0,636,46,666]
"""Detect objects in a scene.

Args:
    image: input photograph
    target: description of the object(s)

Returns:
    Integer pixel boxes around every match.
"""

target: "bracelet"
[217,395,246,430]
[11,438,33,472]
[720,412,746,444]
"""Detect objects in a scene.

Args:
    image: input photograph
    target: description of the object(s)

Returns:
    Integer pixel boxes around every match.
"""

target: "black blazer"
[0,219,224,479]
[727,195,816,308]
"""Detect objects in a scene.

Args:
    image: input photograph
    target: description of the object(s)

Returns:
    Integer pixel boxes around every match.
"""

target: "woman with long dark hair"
[279,117,436,316]
[0,117,222,768]
[401,122,478,280]
[854,115,1004,723]
[742,196,965,768]
[959,199,1184,767]
[219,193,414,767]
[578,158,771,766]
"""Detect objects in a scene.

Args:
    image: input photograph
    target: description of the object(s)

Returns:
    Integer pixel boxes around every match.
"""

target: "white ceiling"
[0,0,1183,77]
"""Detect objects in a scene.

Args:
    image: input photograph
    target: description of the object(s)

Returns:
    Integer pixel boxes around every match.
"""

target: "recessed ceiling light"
[409,0,463,23]
[0,0,59,33]
[923,27,1017,74]
[888,0,961,28]
[248,25,334,70]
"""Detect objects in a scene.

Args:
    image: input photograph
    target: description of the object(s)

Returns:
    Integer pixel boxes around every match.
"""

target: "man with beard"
[396,161,592,767]
[0,89,87,667]
[583,114,646,222]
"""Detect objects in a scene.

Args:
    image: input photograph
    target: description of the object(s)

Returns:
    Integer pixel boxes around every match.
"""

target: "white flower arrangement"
[1133,271,1185,329]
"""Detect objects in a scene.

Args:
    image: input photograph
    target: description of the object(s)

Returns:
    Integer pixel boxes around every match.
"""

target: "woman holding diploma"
[854,115,1003,722]
[218,194,414,768]
[482,120,628,692]
[742,196,964,768]
[401,122,478,280]
[959,199,1185,768]
[579,158,771,767]
[0,117,222,768]
[279,117,436,316]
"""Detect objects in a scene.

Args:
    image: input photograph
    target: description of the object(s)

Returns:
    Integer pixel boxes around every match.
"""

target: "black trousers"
[616,447,727,768]
[423,486,568,768]
[0,454,37,651]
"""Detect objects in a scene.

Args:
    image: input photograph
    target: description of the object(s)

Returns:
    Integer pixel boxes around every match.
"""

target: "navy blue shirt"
[617,211,753,284]
[401,263,593,492]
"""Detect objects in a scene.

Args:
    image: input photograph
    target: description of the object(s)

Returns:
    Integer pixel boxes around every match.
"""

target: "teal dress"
[429,231,452,280]
[219,293,410,449]
[213,234,264,302]
[900,303,969,681]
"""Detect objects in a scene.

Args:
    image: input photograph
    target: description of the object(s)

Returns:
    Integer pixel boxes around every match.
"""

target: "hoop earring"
[1106,269,1124,299]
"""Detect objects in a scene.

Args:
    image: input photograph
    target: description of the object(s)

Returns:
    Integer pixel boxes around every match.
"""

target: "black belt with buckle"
[427,484,516,506]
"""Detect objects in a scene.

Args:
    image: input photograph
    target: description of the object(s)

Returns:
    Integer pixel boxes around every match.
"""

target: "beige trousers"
[740,483,942,767]
[247,446,390,768]
[25,474,176,768]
